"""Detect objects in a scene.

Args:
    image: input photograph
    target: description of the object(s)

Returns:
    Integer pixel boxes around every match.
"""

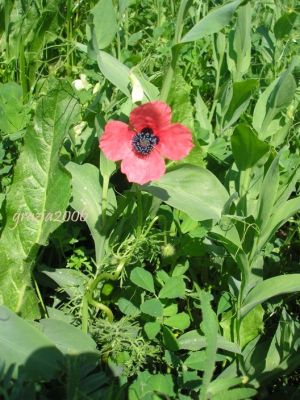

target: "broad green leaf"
[256,153,280,231]
[148,374,175,397]
[178,330,241,354]
[91,0,117,49]
[100,151,116,178]
[143,165,229,222]
[97,50,130,96]
[223,312,300,387]
[181,0,244,43]
[231,124,270,170]
[213,388,257,400]
[258,197,300,250]
[0,305,63,380]
[221,305,264,348]
[162,325,179,351]
[253,71,296,138]
[167,71,194,131]
[195,92,212,141]
[130,267,155,293]
[227,3,252,81]
[140,298,163,317]
[208,377,247,396]
[274,12,297,40]
[40,267,88,298]
[184,351,206,371]
[65,162,116,264]
[129,372,175,400]
[241,274,300,317]
[39,319,99,361]
[164,312,190,330]
[0,82,29,135]
[159,276,186,299]
[0,80,79,318]
[144,321,161,340]
[223,79,257,130]
[118,298,140,316]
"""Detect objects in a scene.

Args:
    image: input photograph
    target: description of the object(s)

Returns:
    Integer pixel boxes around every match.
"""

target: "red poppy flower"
[99,101,194,185]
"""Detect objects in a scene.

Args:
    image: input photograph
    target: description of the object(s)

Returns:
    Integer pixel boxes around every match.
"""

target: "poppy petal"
[129,101,171,132]
[158,123,194,160]
[99,121,134,161]
[121,150,165,185]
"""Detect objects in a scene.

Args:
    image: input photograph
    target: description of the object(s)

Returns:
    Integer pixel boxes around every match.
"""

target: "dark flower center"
[132,127,159,156]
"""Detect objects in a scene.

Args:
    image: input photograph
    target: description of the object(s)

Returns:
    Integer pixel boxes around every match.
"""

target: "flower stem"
[134,184,143,237]
[101,174,110,226]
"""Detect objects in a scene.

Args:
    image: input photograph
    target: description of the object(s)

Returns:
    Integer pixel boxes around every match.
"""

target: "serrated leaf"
[0,80,79,318]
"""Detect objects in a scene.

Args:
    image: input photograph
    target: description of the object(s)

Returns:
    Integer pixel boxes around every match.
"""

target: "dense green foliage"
[0,0,300,399]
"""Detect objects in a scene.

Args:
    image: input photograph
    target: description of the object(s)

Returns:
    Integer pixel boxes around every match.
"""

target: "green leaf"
[167,71,194,131]
[221,305,264,348]
[140,298,163,317]
[0,82,29,135]
[213,388,257,400]
[130,267,155,293]
[208,377,247,396]
[91,0,118,49]
[258,197,300,250]
[159,276,186,299]
[178,330,241,354]
[0,80,79,318]
[253,71,297,138]
[241,274,300,317]
[143,165,229,222]
[65,162,116,264]
[39,319,99,362]
[97,50,130,96]
[231,124,270,170]
[40,267,88,298]
[274,12,297,40]
[100,151,116,178]
[223,79,257,130]
[256,153,280,231]
[118,298,140,316]
[227,3,252,81]
[184,351,206,371]
[181,0,244,43]
[144,321,161,340]
[164,312,190,330]
[162,325,179,351]
[0,305,63,380]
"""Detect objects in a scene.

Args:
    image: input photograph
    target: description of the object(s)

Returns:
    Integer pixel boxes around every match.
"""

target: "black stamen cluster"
[132,127,159,156]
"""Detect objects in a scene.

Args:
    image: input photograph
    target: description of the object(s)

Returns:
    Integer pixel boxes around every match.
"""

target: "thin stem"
[33,276,48,318]
[135,185,143,237]
[89,299,114,322]
[101,174,110,226]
